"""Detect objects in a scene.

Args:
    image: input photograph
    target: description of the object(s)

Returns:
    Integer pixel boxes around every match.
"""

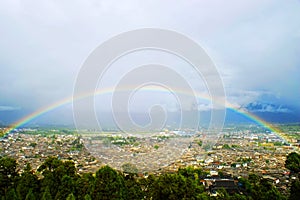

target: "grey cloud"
[0,0,299,124]
[242,102,292,113]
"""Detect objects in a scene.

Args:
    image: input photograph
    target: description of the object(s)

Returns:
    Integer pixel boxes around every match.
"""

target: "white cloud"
[197,103,213,111]
[0,106,21,111]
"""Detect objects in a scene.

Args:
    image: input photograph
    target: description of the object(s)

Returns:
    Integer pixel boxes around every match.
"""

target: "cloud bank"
[0,0,299,124]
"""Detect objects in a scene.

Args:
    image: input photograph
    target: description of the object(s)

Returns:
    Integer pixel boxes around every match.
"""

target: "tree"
[0,154,295,199]
[84,194,92,200]
[41,187,52,200]
[75,173,94,199]
[38,157,62,197]
[25,189,35,200]
[197,193,210,200]
[230,193,248,200]
[285,152,300,173]
[38,157,77,179]
[39,171,57,198]
[66,193,76,200]
[60,160,77,178]
[54,175,75,200]
[149,173,188,199]
[238,177,252,195]
[259,178,284,200]
[37,156,62,173]
[92,166,126,200]
[216,188,230,200]
[6,188,18,200]
[0,157,18,196]
[16,163,39,200]
[185,175,205,198]
[248,173,260,185]
[38,157,77,198]
[124,173,144,200]
[289,179,300,200]
[139,174,156,199]
[178,166,196,179]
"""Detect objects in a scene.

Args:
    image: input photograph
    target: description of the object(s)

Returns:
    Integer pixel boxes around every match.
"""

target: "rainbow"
[2,86,283,139]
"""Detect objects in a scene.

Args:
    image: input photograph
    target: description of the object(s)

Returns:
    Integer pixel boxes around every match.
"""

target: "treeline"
[0,153,299,200]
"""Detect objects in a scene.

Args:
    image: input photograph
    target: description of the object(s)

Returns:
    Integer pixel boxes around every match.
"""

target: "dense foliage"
[0,152,299,200]
[285,152,300,173]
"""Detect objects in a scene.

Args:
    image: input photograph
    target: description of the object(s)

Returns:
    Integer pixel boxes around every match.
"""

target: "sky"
[0,0,299,126]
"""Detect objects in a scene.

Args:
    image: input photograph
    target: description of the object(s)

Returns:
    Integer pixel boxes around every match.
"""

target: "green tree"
[0,157,18,196]
[248,174,260,185]
[216,188,230,200]
[285,152,300,173]
[230,193,248,200]
[197,192,210,200]
[66,193,75,200]
[75,173,94,199]
[238,177,252,195]
[259,178,285,200]
[92,166,125,200]
[139,174,156,199]
[41,187,52,200]
[38,156,62,173]
[16,163,39,200]
[185,175,205,199]
[24,189,35,200]
[178,166,195,179]
[246,175,285,200]
[38,157,77,198]
[6,188,19,200]
[150,173,188,199]
[60,160,77,178]
[83,194,92,200]
[54,175,75,200]
[38,157,63,197]
[124,174,144,200]
[289,179,300,200]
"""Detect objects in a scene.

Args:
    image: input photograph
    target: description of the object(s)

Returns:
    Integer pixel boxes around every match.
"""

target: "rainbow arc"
[2,87,283,140]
